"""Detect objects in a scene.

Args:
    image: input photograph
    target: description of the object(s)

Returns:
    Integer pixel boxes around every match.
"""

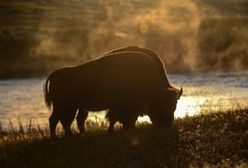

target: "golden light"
[175,96,206,118]
[140,23,149,34]
[136,96,207,123]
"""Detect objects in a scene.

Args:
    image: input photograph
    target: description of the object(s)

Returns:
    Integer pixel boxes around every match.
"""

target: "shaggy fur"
[44,50,182,137]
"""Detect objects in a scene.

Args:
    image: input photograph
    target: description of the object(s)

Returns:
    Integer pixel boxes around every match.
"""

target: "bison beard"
[44,47,182,137]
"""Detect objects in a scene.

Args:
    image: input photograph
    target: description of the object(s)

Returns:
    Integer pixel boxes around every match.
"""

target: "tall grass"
[0,108,247,168]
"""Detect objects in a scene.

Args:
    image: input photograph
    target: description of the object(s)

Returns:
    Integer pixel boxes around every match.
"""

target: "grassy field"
[0,109,247,168]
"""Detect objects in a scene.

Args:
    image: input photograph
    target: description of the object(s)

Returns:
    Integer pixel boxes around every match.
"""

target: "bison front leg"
[120,112,138,131]
[107,107,138,132]
[76,109,88,134]
[122,118,136,131]
[108,119,116,133]
[106,109,118,133]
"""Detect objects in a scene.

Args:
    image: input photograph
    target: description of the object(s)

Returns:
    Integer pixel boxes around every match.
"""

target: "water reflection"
[0,72,247,129]
[175,96,203,117]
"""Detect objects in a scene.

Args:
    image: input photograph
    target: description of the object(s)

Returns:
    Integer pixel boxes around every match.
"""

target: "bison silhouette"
[104,46,182,132]
[44,49,182,137]
[75,46,182,133]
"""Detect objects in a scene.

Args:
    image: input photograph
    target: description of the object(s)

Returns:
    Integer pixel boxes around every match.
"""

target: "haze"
[0,0,248,78]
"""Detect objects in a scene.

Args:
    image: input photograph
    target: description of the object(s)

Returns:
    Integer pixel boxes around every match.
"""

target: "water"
[0,72,247,129]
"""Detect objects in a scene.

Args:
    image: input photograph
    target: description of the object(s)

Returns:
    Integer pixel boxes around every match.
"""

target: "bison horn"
[177,87,183,100]
[180,87,183,96]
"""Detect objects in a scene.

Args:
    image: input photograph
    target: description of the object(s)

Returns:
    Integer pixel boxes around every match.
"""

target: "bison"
[44,51,182,137]
[102,46,182,132]
[103,46,171,87]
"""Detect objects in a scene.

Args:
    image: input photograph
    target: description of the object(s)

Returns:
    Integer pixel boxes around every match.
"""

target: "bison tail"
[43,73,52,110]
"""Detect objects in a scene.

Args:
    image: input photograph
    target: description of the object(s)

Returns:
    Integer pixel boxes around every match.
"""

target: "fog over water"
[0,0,248,79]
[33,0,248,72]
[0,72,247,129]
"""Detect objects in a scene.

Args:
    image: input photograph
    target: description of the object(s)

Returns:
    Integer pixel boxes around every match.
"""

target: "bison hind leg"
[60,107,77,137]
[76,109,88,134]
[49,110,60,138]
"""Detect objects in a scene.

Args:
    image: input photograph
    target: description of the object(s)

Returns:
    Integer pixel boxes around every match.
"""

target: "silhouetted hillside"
[0,0,248,78]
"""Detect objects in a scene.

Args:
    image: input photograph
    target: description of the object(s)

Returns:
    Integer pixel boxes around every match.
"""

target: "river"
[0,72,247,129]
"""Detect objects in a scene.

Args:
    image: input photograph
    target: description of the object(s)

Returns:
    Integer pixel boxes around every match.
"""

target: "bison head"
[149,87,183,127]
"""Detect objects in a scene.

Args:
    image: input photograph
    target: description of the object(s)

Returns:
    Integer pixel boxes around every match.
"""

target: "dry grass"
[0,108,247,168]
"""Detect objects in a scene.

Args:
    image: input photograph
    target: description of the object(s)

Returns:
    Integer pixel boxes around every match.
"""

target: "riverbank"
[0,108,247,168]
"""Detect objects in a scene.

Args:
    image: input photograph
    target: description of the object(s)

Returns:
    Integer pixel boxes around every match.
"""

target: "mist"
[0,0,248,78]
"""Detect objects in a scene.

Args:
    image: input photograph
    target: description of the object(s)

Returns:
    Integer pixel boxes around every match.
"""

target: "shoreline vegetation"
[0,108,247,167]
